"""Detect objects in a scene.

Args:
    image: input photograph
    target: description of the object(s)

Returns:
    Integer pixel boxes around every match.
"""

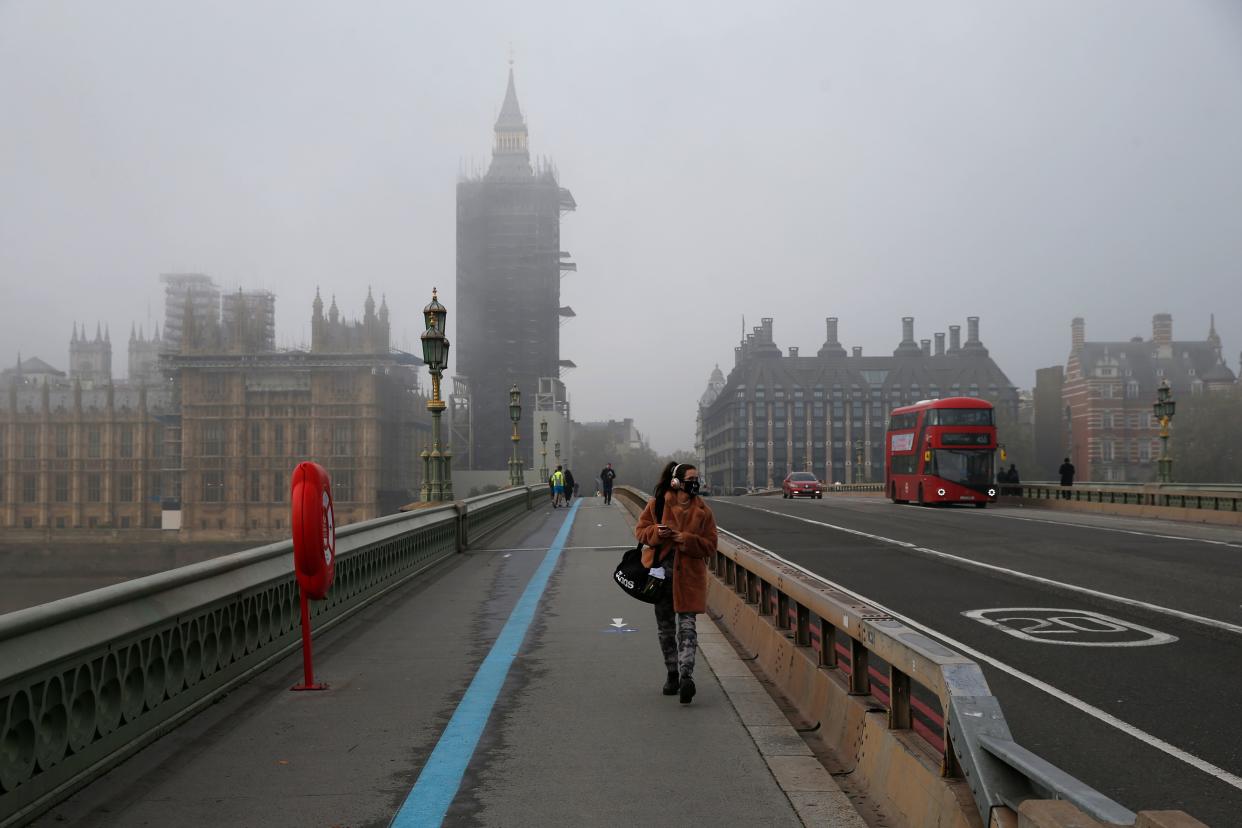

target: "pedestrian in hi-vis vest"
[550,466,566,509]
[634,462,717,704]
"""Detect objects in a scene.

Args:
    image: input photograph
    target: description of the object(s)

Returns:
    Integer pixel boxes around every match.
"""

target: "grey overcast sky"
[3,1,1241,453]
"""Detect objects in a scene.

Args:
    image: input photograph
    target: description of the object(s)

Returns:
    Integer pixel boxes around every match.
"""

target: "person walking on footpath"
[1058,457,1075,499]
[599,462,617,505]
[550,466,566,508]
[563,468,577,504]
[634,462,717,704]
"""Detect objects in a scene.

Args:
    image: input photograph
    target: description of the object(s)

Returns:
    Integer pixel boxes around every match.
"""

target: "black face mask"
[682,479,701,496]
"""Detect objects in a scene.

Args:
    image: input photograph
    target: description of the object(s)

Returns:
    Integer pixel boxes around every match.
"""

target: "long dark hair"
[653,461,697,500]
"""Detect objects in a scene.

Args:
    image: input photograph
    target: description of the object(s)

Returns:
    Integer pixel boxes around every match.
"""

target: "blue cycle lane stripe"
[391,499,583,828]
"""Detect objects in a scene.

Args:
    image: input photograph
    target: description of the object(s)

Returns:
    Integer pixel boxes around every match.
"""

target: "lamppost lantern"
[422,287,447,336]
[540,420,548,441]
[509,384,522,423]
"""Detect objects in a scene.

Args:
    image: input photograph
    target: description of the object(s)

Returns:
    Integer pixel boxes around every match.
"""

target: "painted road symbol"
[963,608,1177,647]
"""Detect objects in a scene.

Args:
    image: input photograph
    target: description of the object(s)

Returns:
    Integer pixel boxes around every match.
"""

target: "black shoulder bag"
[613,495,670,604]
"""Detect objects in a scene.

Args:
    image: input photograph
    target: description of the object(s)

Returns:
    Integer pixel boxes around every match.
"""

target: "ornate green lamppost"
[420,288,453,502]
[539,419,549,483]
[508,384,524,487]
[1153,379,1176,483]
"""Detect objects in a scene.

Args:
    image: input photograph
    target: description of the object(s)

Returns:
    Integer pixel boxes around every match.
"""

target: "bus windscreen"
[931,450,994,486]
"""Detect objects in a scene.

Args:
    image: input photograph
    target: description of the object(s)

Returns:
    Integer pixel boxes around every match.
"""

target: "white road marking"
[727,502,1242,637]
[966,510,1242,549]
[717,526,1242,793]
[962,608,1177,647]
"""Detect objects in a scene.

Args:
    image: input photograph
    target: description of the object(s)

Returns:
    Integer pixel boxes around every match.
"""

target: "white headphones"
[671,463,686,488]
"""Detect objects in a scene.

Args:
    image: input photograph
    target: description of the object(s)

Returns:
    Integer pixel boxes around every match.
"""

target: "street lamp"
[508,384,524,487]
[539,419,549,483]
[554,441,561,466]
[855,447,864,484]
[1153,379,1176,483]
[420,288,453,502]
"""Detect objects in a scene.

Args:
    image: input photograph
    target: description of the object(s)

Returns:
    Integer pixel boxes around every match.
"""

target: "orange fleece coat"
[634,491,718,614]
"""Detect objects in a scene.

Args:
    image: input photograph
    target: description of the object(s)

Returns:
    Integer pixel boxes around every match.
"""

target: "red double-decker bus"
[885,397,997,507]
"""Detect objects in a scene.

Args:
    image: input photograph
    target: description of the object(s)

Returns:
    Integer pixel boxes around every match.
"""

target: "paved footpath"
[39,497,866,827]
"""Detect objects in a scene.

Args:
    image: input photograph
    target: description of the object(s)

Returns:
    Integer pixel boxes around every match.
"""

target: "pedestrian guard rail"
[0,485,539,828]
[613,486,1204,826]
[1015,483,1242,512]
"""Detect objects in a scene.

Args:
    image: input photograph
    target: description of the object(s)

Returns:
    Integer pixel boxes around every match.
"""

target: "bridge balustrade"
[0,486,537,827]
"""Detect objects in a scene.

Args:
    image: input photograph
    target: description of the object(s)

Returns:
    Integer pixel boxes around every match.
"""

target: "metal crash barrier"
[1016,482,1242,512]
[0,486,538,828]
[615,486,1206,827]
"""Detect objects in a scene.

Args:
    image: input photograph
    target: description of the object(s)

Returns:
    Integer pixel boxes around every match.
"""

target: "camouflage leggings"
[654,593,698,680]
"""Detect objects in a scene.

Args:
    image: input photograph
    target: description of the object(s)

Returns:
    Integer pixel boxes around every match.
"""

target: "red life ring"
[291,461,336,600]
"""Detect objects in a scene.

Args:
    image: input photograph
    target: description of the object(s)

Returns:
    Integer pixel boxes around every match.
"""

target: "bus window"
[927,409,993,426]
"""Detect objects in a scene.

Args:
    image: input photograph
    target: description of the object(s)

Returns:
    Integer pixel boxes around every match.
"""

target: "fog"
[3,1,1241,453]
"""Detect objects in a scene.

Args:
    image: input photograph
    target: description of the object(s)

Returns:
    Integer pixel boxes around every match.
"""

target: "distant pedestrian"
[550,466,566,508]
[1005,463,1020,495]
[563,468,577,504]
[600,462,617,505]
[634,462,717,704]
[1058,457,1075,498]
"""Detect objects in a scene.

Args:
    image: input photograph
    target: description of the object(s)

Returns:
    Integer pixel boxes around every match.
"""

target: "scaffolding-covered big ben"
[455,66,576,470]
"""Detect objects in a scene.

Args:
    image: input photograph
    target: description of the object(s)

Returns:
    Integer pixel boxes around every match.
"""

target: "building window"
[22,474,37,503]
[296,424,309,456]
[152,424,164,458]
[204,374,225,399]
[55,425,70,459]
[87,473,102,502]
[203,471,225,502]
[332,470,354,502]
[249,470,262,502]
[202,423,225,456]
[119,473,134,502]
[54,473,69,503]
[332,423,353,456]
[1101,441,1114,462]
[1125,381,1139,399]
[120,425,134,458]
[250,423,262,456]
[88,426,102,459]
[22,425,37,459]
[274,424,285,455]
[57,517,66,529]
[23,517,33,529]
[149,473,162,500]
[120,516,131,529]
[272,471,285,503]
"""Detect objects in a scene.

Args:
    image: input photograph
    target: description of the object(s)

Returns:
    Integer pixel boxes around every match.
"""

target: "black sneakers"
[662,671,679,695]
[679,676,696,704]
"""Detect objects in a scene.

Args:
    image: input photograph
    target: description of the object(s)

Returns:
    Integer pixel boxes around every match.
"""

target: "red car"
[782,472,822,499]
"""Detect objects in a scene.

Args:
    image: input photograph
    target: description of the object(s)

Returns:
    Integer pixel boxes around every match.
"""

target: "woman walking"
[634,462,717,703]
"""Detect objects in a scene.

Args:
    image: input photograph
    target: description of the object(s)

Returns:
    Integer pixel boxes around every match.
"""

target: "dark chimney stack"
[949,326,961,354]
[920,339,931,357]
[902,316,915,343]
[852,346,862,358]
[967,316,980,344]
[934,332,946,356]
[1071,317,1085,351]
[826,317,839,343]
[788,346,799,358]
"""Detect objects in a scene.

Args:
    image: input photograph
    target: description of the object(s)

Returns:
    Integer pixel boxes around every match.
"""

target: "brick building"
[1058,314,1237,482]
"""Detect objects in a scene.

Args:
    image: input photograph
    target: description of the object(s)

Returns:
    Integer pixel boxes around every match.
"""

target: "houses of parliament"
[0,275,429,540]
